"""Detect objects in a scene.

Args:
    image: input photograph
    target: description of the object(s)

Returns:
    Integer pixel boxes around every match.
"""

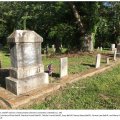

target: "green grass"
[0,48,108,77]
[0,48,10,68]
[42,55,96,75]
[30,65,120,109]
[0,47,119,109]
[0,46,109,71]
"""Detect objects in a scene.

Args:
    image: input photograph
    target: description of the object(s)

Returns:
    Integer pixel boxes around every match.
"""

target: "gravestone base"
[6,73,49,95]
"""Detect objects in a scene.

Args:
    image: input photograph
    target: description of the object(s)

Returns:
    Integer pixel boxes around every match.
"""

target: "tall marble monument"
[6,30,49,95]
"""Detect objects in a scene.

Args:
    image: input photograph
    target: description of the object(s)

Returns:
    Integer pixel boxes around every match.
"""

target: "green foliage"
[0,2,119,49]
[95,2,120,47]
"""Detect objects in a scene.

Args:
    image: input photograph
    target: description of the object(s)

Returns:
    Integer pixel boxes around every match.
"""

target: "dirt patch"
[99,93,109,100]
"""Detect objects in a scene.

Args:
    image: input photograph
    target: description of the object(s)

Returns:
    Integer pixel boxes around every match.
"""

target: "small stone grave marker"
[100,47,102,51]
[97,47,99,50]
[60,57,68,78]
[111,44,115,51]
[95,54,101,68]
[52,44,55,52]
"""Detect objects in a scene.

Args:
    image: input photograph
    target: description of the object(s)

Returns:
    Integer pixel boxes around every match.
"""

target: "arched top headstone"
[7,30,43,43]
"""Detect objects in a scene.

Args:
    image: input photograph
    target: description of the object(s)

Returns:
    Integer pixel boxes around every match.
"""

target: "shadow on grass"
[0,69,9,88]
[52,73,60,78]
[82,63,95,68]
[45,71,60,78]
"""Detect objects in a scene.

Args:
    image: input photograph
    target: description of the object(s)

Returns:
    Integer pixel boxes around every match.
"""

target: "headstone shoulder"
[7,30,43,43]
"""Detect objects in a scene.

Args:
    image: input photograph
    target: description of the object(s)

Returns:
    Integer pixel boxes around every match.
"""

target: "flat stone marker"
[95,54,101,68]
[60,57,68,78]
[114,50,117,61]
[6,30,49,95]
[106,58,110,65]
[100,47,102,51]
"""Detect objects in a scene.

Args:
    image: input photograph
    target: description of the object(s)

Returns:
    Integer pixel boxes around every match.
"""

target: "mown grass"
[30,65,120,109]
[43,55,96,75]
[0,47,10,68]
[0,48,103,75]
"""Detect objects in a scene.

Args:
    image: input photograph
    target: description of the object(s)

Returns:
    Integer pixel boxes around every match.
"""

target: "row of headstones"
[48,44,63,52]
[97,44,116,52]
[97,47,103,51]
[60,51,117,78]
[95,51,117,68]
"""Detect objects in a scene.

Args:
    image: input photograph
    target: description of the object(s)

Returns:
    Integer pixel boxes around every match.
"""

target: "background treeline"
[0,1,120,52]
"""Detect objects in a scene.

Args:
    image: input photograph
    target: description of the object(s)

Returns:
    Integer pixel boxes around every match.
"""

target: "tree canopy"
[0,1,119,51]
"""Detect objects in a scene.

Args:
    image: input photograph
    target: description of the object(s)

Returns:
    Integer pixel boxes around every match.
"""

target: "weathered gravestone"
[60,57,68,78]
[100,47,103,51]
[52,44,55,52]
[95,54,101,68]
[6,30,49,95]
[111,44,115,51]
[97,47,99,51]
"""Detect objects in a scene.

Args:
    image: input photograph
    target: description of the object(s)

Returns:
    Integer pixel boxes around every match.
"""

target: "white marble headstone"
[60,57,68,78]
[111,44,115,51]
[95,54,101,68]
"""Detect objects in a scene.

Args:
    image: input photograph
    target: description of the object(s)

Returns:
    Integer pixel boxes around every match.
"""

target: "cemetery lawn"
[0,49,107,76]
[0,47,10,68]
[30,65,120,109]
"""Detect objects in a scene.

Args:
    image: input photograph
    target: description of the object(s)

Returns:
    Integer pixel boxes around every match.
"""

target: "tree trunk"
[69,2,85,33]
[69,2,94,52]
